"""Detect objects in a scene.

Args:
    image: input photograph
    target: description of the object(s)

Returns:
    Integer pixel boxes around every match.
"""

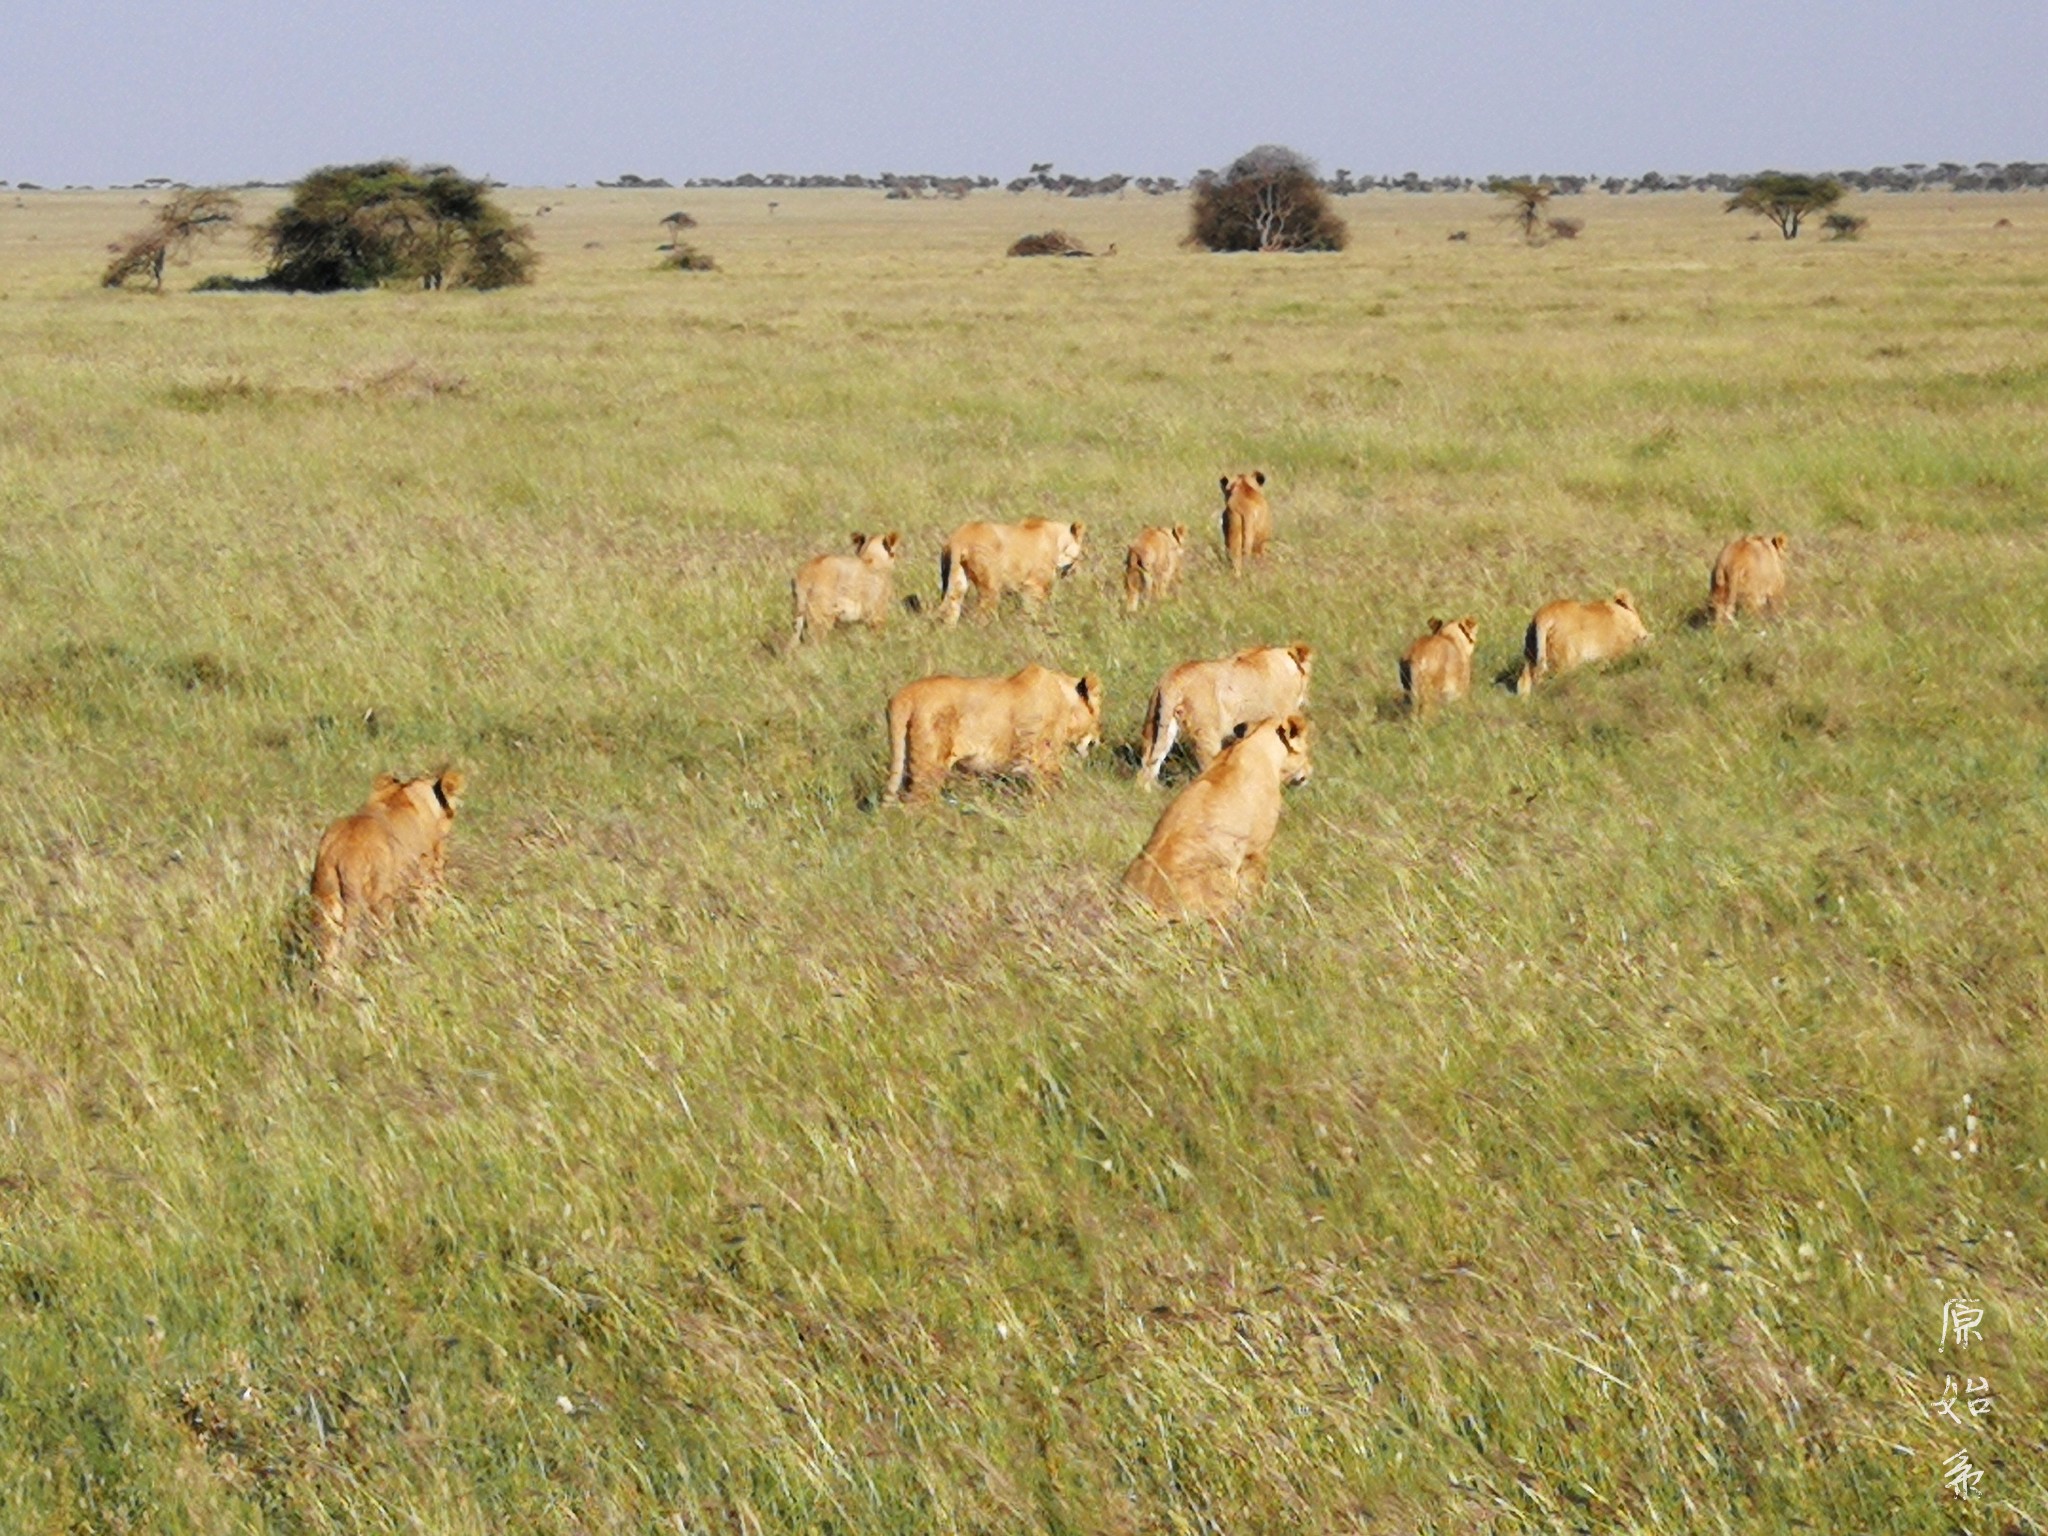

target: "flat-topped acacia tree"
[260,161,536,291]
[1725,173,1846,239]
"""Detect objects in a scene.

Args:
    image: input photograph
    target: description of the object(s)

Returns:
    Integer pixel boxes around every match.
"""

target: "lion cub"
[1400,616,1478,715]
[1123,525,1189,612]
[883,664,1102,805]
[309,769,465,971]
[1220,471,1271,574]
[792,530,900,643]
[1138,643,1312,784]
[1516,591,1650,694]
[1709,533,1788,624]
[1125,715,1312,920]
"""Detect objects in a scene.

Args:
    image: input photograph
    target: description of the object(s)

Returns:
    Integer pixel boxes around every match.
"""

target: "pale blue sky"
[6,0,2042,186]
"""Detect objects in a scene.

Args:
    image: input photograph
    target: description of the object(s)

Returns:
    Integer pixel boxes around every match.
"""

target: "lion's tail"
[883,694,912,803]
[1138,685,1175,783]
[1708,551,1734,623]
[1516,618,1543,696]
[308,856,348,968]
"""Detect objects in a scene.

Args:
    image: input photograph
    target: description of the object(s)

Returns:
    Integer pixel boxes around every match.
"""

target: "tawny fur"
[1219,471,1270,574]
[1516,591,1651,695]
[934,519,1084,624]
[792,530,900,643]
[1123,524,1189,613]
[309,769,465,972]
[1708,533,1788,625]
[1124,714,1313,920]
[882,664,1103,804]
[1138,643,1312,784]
[1400,616,1478,715]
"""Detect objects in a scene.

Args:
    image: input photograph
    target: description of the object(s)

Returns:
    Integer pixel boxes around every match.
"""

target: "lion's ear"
[884,531,901,553]
[1773,533,1788,551]
[1613,589,1635,610]
[1290,643,1314,668]
[1461,616,1479,639]
[1219,476,1231,494]
[1172,524,1188,542]
[1428,616,1444,634]
[1281,714,1309,744]
[1254,470,1266,487]
[1078,673,1101,704]
[371,772,402,795]
[850,531,868,549]
[436,768,466,805]
[1070,521,1085,541]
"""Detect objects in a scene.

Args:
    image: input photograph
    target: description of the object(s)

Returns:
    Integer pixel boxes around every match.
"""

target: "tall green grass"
[1,187,2044,1532]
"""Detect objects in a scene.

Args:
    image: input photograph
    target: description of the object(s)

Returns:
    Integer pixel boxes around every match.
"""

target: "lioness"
[792,530,901,643]
[1123,524,1189,612]
[935,518,1084,624]
[1709,533,1788,624]
[1400,616,1478,714]
[1138,643,1312,785]
[1516,591,1650,695]
[1220,471,1270,574]
[1124,714,1312,920]
[883,664,1103,804]
[309,768,465,971]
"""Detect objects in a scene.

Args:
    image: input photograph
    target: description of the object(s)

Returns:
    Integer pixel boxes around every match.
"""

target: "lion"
[883,664,1103,804]
[309,768,466,971]
[1124,714,1312,920]
[1138,643,1312,785]
[1123,524,1189,612]
[1400,616,1478,714]
[792,530,901,643]
[935,518,1084,624]
[1516,591,1650,695]
[1709,533,1788,624]
[1220,471,1270,574]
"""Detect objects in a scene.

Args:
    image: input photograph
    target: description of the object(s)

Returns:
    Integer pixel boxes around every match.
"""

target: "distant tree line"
[21,160,2047,199]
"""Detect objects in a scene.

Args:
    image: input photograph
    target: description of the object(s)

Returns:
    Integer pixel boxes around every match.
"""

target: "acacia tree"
[1488,178,1553,242]
[1725,173,1845,239]
[259,162,536,291]
[102,188,240,290]
[1187,145,1347,253]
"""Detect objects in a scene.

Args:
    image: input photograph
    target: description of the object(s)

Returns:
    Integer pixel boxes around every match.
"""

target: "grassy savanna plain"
[2,183,2046,1532]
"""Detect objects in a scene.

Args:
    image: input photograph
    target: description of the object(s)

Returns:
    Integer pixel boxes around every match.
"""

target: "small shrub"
[662,244,716,272]
[1007,230,1086,257]
[1823,212,1868,240]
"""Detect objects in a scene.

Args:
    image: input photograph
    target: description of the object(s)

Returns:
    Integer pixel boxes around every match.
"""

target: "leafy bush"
[260,162,536,292]
[1186,145,1347,253]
